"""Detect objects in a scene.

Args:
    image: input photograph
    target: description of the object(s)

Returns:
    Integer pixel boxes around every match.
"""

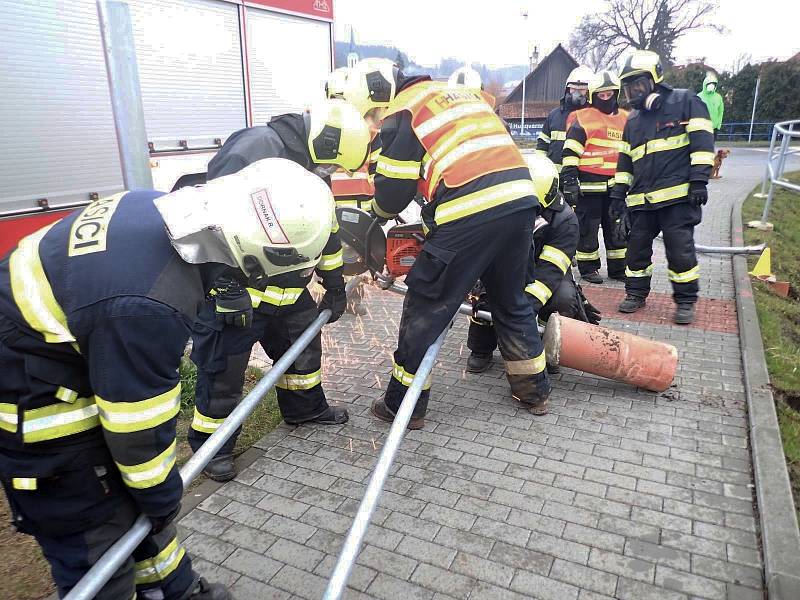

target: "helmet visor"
[622,75,654,104]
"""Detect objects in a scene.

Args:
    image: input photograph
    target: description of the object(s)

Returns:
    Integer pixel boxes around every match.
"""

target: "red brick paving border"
[582,285,738,333]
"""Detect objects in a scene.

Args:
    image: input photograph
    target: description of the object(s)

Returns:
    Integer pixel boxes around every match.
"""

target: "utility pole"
[748,72,761,143]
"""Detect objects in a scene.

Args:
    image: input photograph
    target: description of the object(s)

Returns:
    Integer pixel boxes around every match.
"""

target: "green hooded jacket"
[698,73,724,130]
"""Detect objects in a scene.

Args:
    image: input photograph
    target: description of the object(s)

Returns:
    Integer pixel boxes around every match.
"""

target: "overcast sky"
[333,0,800,73]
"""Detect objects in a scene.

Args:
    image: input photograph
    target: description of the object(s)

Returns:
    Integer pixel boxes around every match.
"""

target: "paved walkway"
[178,149,793,599]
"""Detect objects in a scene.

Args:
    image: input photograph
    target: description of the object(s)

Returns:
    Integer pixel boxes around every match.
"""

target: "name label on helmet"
[607,127,623,141]
[251,189,289,245]
[67,194,123,257]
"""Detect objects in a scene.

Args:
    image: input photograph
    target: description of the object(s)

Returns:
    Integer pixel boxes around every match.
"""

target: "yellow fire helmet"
[343,57,398,118]
[325,67,350,99]
[588,70,621,103]
[524,153,559,208]
[448,66,483,90]
[619,50,664,84]
[156,158,335,287]
[307,98,371,172]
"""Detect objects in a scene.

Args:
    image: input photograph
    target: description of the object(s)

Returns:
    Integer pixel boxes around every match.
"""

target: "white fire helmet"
[448,66,483,90]
[565,65,594,90]
[155,158,334,286]
[325,67,350,99]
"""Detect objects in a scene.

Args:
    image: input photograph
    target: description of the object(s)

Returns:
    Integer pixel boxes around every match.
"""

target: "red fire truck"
[0,0,335,256]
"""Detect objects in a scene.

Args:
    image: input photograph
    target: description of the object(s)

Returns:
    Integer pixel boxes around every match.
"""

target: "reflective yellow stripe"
[626,264,653,277]
[276,370,322,391]
[22,397,99,443]
[376,156,421,180]
[392,360,432,390]
[534,149,548,157]
[416,102,493,138]
[135,537,186,585]
[434,179,536,226]
[190,407,226,434]
[429,134,516,192]
[550,130,567,141]
[615,171,634,186]
[369,148,382,163]
[606,248,627,259]
[117,440,176,490]
[96,384,180,434]
[580,181,608,193]
[632,134,689,162]
[55,387,79,403]
[372,201,396,219]
[0,403,19,433]
[9,225,76,344]
[505,351,546,375]
[430,117,501,162]
[248,286,304,308]
[691,151,715,166]
[537,132,551,143]
[563,139,585,155]
[576,250,600,261]
[335,199,360,207]
[626,183,690,207]
[332,171,370,181]
[539,245,571,273]
[12,477,37,490]
[668,265,700,283]
[318,249,343,271]
[524,280,552,305]
[686,118,714,133]
[587,137,627,150]
[562,156,580,167]
[619,142,631,156]
[578,156,603,166]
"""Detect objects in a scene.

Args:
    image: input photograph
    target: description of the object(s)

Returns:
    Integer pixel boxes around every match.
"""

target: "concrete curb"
[731,193,800,599]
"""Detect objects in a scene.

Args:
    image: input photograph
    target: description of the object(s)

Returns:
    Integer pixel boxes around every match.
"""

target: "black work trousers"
[468,272,581,355]
[625,201,702,304]
[382,208,549,417]
[575,192,626,278]
[189,296,329,456]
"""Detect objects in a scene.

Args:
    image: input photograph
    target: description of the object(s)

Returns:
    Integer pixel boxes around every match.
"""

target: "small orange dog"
[711,149,730,179]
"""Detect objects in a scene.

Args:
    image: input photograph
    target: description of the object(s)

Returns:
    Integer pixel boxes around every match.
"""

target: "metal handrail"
[65,277,362,599]
[323,317,454,599]
[752,119,800,227]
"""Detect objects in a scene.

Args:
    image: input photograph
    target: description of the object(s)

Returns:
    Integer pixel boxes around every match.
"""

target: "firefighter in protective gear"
[611,51,715,324]
[466,154,599,383]
[190,100,370,482]
[697,72,724,137]
[448,66,483,90]
[355,68,549,426]
[536,65,594,173]
[561,70,629,284]
[0,157,329,600]
[343,57,398,126]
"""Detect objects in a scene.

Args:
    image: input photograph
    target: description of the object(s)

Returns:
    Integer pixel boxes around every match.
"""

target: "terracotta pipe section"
[543,314,678,392]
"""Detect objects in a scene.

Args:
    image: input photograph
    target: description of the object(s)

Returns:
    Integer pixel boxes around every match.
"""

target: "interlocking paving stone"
[177,150,773,599]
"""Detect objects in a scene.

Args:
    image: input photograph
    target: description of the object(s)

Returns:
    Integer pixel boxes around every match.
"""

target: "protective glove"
[576,284,602,325]
[319,287,347,323]
[688,181,708,207]
[562,180,581,208]
[214,279,252,328]
[149,503,181,535]
[608,197,631,246]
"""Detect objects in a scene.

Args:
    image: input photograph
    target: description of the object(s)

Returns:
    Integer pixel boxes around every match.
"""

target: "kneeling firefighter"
[344,62,550,426]
[466,154,601,389]
[610,51,715,325]
[561,70,629,284]
[0,158,333,600]
[189,100,370,481]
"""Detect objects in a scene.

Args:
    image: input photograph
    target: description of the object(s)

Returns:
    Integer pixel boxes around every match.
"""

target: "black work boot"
[370,398,425,430]
[582,271,603,284]
[518,380,552,416]
[546,363,561,375]
[188,577,233,600]
[618,295,646,313]
[466,352,493,373]
[203,454,236,482]
[287,405,349,426]
[674,303,696,325]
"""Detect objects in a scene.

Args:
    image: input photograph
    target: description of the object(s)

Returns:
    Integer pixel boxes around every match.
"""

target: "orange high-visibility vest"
[330,165,373,202]
[383,82,528,200]
[570,107,629,177]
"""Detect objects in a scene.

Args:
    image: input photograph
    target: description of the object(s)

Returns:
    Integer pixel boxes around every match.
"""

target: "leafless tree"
[730,52,753,75]
[568,0,723,70]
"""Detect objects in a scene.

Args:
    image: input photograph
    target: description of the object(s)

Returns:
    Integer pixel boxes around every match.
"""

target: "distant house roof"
[498,44,579,120]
